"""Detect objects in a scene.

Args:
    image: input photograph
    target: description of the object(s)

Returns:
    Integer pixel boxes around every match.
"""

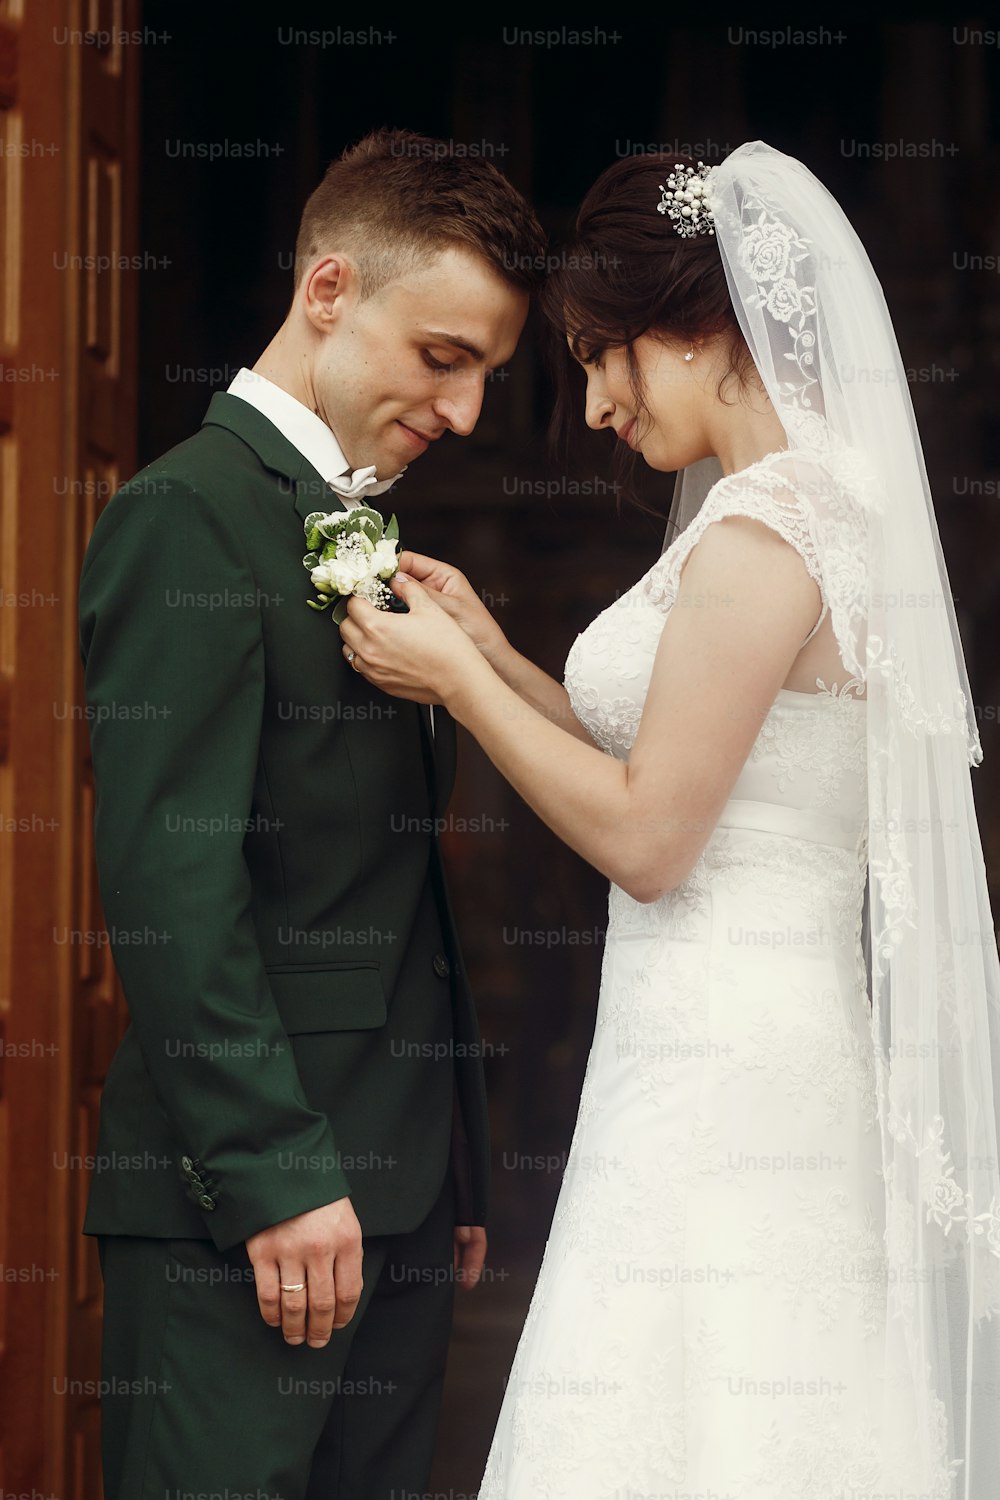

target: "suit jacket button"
[432,952,451,979]
[198,1193,216,1210]
[180,1155,194,1174]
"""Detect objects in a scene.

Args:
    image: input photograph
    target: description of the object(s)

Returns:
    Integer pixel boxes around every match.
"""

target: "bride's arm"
[486,640,596,743]
[345,517,820,903]
[397,550,595,744]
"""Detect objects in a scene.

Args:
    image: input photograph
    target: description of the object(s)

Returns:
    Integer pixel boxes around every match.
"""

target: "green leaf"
[303,511,331,533]
[343,506,383,544]
[349,504,383,529]
[385,513,399,542]
[331,598,349,625]
[316,514,350,541]
[302,551,320,570]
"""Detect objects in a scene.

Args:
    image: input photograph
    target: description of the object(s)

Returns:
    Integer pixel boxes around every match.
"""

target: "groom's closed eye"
[423,351,457,373]
[418,329,487,364]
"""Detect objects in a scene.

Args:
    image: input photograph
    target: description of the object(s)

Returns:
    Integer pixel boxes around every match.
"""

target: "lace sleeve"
[642,451,869,659]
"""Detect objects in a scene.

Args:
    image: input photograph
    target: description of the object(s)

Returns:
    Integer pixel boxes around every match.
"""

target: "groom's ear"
[301,254,356,332]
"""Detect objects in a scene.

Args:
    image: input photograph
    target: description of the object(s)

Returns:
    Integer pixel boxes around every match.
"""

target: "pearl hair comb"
[656,161,716,237]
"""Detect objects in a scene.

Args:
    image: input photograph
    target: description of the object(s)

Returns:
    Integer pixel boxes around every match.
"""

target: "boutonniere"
[302,505,401,625]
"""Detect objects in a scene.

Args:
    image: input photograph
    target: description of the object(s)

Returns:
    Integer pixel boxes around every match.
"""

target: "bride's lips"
[618,418,637,447]
[397,420,441,454]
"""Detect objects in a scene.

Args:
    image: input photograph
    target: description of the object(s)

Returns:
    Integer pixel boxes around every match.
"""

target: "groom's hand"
[397,550,510,669]
[245,1196,363,1346]
[453,1224,488,1290]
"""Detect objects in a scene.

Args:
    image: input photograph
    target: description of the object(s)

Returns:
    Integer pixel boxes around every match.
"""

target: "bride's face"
[575,331,715,473]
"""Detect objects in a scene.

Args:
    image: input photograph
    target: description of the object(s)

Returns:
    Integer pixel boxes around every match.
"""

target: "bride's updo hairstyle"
[539,151,757,494]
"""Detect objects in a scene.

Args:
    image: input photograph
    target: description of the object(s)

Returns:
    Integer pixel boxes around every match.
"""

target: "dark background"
[137,7,1000,1486]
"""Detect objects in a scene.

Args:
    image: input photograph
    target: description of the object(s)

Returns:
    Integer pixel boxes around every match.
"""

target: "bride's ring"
[280,1281,306,1293]
[346,649,361,673]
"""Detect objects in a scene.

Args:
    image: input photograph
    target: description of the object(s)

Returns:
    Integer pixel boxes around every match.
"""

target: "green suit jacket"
[77,392,490,1254]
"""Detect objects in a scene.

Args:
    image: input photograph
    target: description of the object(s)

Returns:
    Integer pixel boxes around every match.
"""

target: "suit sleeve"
[78,473,351,1251]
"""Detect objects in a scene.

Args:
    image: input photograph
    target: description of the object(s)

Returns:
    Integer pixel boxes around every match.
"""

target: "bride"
[341,142,1000,1498]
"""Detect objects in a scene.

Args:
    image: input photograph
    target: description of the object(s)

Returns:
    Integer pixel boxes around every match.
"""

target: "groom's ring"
[280,1282,306,1293]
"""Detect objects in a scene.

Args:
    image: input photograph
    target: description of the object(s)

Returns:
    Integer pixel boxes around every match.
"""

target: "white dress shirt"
[226,366,405,503]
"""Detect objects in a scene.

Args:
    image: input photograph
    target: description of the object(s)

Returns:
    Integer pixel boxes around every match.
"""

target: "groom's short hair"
[293,128,546,298]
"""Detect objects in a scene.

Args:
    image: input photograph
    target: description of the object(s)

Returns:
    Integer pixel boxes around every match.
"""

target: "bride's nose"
[584,380,615,433]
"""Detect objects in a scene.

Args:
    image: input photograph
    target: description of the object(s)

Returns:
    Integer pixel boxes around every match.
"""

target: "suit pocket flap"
[265,963,387,1034]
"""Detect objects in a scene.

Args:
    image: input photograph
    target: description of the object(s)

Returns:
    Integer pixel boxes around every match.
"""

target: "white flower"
[763,277,807,323]
[743,216,796,283]
[370,537,399,580]
[925,1172,967,1233]
[354,575,393,607]
[824,548,866,611]
[876,870,911,914]
[310,549,370,596]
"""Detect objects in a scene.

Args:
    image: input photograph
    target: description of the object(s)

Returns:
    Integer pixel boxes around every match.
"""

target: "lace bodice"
[564,451,867,832]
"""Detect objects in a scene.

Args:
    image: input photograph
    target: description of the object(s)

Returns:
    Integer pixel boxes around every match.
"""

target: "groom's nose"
[432,379,485,437]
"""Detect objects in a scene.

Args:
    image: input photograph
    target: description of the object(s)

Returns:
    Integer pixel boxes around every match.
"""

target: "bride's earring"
[684,345,696,362]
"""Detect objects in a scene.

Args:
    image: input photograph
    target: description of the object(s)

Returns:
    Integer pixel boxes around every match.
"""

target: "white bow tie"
[326,463,405,502]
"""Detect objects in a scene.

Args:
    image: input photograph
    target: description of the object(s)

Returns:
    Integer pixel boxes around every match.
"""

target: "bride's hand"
[396,549,511,670]
[340,573,489,706]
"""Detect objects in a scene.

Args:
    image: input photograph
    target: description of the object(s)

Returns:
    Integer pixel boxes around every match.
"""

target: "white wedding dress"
[479,453,900,1500]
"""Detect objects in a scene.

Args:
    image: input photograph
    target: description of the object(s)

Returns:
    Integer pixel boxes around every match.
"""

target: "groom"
[77,129,543,1498]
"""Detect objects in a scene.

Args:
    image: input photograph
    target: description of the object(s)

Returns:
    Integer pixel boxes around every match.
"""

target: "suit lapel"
[201,391,450,809]
[201,391,344,525]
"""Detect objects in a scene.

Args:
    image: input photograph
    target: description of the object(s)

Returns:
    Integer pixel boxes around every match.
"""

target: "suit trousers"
[96,1160,457,1499]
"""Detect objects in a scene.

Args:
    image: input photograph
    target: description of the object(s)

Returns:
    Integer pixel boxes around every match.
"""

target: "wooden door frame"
[0,0,138,1493]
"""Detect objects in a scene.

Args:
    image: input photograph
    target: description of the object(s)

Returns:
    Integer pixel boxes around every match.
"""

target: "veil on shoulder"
[664,141,1000,1499]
